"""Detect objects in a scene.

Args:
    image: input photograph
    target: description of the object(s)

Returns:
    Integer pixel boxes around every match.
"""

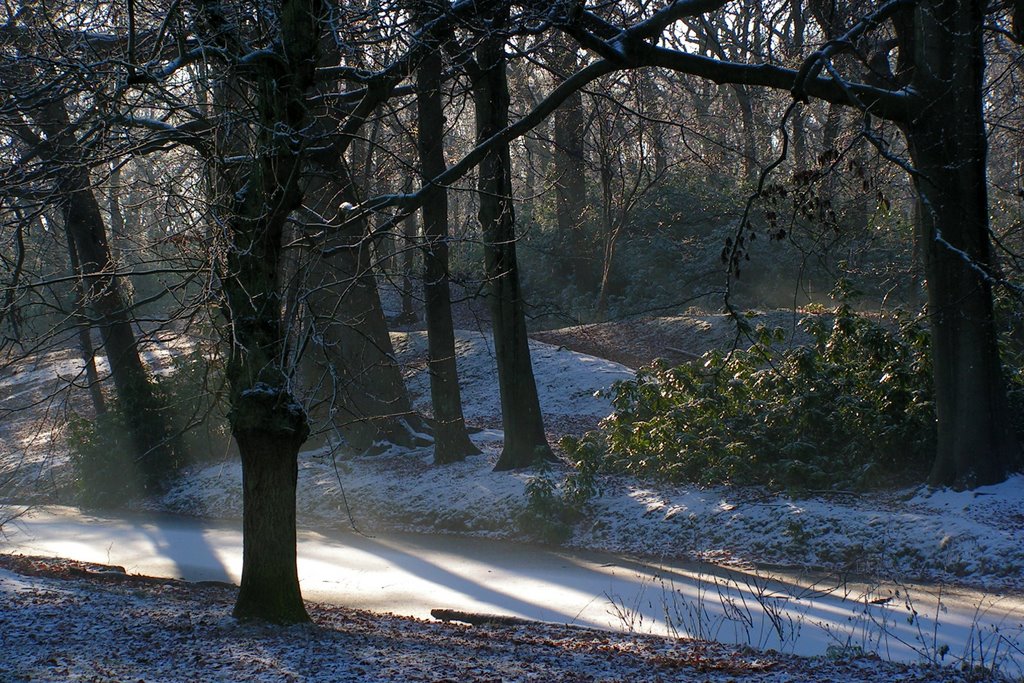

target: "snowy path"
[2,506,1022,675]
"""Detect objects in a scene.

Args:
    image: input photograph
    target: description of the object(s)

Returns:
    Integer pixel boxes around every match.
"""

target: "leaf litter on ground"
[0,554,996,682]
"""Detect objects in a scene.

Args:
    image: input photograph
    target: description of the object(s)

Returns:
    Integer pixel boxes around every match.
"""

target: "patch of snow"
[0,566,44,593]
[574,478,1024,591]
[391,330,633,424]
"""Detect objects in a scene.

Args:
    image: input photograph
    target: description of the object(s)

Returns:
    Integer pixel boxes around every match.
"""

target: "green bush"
[67,349,229,507]
[153,350,232,463]
[67,408,144,508]
[562,305,937,491]
[997,294,1024,441]
[518,463,575,544]
[516,449,605,543]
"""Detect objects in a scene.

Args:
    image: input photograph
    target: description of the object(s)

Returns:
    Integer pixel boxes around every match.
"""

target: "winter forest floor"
[0,554,1007,682]
[1,309,1023,681]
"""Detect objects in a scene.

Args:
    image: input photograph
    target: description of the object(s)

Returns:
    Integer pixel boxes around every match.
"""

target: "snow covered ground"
[4,555,993,683]
[2,328,1024,680]
[155,330,1024,594]
[5,504,1023,676]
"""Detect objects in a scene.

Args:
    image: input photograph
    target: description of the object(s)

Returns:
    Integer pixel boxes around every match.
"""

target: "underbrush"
[67,350,230,507]
[561,305,938,493]
[66,407,143,508]
[997,295,1024,441]
[518,458,600,543]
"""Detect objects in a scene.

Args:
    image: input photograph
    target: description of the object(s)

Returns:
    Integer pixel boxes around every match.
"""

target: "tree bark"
[204,0,325,623]
[904,0,1021,487]
[232,390,308,623]
[735,85,759,186]
[595,143,616,320]
[473,9,554,471]
[416,4,480,464]
[300,159,431,453]
[789,0,807,170]
[399,211,419,324]
[64,221,107,417]
[551,35,591,288]
[295,18,429,454]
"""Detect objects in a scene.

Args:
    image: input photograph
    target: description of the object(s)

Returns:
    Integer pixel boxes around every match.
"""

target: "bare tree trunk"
[296,16,430,454]
[789,0,807,170]
[821,103,841,157]
[232,392,308,623]
[301,159,430,453]
[595,147,615,320]
[909,199,926,307]
[64,222,107,416]
[640,71,669,175]
[735,85,758,186]
[416,4,479,463]
[106,164,126,267]
[399,212,419,324]
[550,35,592,289]
[201,0,325,623]
[473,9,553,471]
[905,0,1020,487]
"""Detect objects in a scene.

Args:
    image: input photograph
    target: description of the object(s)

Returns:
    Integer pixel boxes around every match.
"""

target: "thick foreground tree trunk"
[416,4,479,464]
[473,10,554,471]
[203,0,323,623]
[232,391,309,623]
[906,0,1020,487]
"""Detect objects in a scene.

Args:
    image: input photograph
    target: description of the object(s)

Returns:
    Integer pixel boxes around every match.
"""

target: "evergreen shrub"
[67,349,229,507]
[67,408,142,508]
[562,305,938,491]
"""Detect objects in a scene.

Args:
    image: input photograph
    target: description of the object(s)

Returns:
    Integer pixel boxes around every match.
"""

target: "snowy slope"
[156,331,1024,594]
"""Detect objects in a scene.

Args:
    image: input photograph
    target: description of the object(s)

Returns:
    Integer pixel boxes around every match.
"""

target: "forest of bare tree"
[2,0,1023,625]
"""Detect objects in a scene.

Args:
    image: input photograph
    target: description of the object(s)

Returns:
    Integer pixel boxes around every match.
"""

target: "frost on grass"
[0,557,988,683]
[574,476,1024,590]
